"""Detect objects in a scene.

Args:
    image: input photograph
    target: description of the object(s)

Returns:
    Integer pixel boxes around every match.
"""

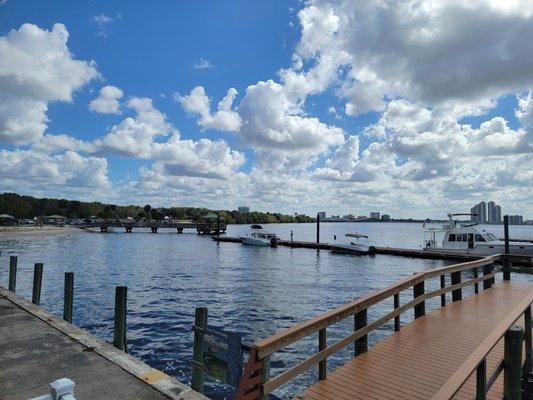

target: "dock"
[0,285,207,400]
[236,255,533,399]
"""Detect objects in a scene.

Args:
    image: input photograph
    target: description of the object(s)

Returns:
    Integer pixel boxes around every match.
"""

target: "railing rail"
[237,254,521,398]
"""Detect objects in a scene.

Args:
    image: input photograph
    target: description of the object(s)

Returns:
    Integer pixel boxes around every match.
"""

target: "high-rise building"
[317,211,326,219]
[238,206,250,213]
[381,214,391,221]
[508,215,524,225]
[487,201,498,224]
[370,212,380,220]
[470,201,488,223]
[495,205,502,224]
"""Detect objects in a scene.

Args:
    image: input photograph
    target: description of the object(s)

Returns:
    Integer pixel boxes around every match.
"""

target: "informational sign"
[201,325,243,387]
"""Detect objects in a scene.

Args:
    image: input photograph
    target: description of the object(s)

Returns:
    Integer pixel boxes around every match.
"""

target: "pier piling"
[192,307,207,392]
[113,286,128,352]
[504,325,523,399]
[503,215,511,281]
[63,272,74,323]
[8,256,17,292]
[32,263,43,305]
[316,213,320,244]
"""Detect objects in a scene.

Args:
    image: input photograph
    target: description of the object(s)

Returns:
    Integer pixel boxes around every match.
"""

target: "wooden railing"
[236,255,519,399]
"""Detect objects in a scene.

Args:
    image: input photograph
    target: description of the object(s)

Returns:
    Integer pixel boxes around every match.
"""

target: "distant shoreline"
[0,226,82,237]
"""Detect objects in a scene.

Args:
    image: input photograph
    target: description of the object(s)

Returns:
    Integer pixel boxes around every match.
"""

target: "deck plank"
[301,281,533,400]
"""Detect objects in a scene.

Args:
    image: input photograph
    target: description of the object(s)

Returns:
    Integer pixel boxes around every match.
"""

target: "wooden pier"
[0,283,207,399]
[236,255,533,400]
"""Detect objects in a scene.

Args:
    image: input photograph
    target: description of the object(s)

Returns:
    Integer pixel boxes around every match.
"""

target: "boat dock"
[236,255,533,399]
[0,285,207,399]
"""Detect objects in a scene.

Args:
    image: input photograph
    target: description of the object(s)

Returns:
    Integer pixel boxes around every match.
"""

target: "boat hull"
[330,244,370,255]
[241,237,270,247]
[424,243,533,257]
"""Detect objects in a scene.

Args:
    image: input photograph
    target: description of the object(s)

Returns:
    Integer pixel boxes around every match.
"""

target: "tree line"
[0,192,314,224]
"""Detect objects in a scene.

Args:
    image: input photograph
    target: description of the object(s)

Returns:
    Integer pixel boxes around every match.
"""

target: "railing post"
[319,328,327,380]
[8,256,17,292]
[503,215,511,281]
[440,274,446,307]
[113,286,128,353]
[192,307,207,393]
[413,279,425,318]
[483,263,494,290]
[473,267,479,294]
[354,309,368,356]
[451,271,462,302]
[476,358,487,400]
[504,325,523,400]
[394,293,400,331]
[32,263,43,305]
[525,307,532,377]
[63,272,73,323]
[260,356,270,400]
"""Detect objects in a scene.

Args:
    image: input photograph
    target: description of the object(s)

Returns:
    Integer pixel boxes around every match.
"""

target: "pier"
[0,266,207,399]
[236,255,533,399]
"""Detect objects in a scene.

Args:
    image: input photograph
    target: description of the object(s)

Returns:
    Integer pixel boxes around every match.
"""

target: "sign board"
[200,324,243,386]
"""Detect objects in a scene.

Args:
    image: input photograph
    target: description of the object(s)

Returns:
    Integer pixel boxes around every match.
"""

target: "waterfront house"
[0,214,17,226]
[44,215,66,225]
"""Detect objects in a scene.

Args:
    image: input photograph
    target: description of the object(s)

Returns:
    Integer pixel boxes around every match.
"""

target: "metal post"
[316,213,320,244]
[216,214,220,236]
[354,309,368,356]
[503,325,523,400]
[192,307,207,393]
[32,263,43,305]
[525,307,532,376]
[319,328,327,380]
[503,215,511,281]
[451,271,462,302]
[440,274,446,306]
[113,286,127,352]
[413,280,425,318]
[394,293,400,331]
[476,358,486,400]
[63,272,74,323]
[8,256,17,292]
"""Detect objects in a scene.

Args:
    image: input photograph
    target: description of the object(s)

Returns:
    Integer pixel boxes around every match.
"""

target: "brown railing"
[236,255,521,399]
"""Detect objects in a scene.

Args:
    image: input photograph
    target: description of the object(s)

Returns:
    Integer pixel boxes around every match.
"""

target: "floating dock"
[0,286,207,400]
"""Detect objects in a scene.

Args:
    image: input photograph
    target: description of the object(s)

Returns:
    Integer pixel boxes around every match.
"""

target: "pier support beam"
[316,213,320,244]
[503,215,511,281]
[8,256,17,292]
[63,272,74,323]
[504,325,523,400]
[32,263,43,305]
[113,286,128,352]
[192,307,207,393]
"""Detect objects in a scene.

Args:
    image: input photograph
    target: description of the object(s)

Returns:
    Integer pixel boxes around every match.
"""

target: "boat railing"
[236,255,516,399]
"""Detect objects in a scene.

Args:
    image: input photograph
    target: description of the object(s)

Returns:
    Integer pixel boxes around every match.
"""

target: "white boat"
[330,233,372,255]
[423,213,533,256]
[241,225,278,247]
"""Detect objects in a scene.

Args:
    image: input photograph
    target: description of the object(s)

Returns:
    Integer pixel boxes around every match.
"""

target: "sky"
[0,0,532,218]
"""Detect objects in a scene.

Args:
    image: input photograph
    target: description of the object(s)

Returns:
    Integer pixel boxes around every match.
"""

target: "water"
[1,222,532,399]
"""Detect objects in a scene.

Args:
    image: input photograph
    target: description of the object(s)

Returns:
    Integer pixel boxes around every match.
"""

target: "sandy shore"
[0,226,83,237]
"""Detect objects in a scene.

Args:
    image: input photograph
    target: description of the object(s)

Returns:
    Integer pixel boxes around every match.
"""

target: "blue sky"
[0,1,532,218]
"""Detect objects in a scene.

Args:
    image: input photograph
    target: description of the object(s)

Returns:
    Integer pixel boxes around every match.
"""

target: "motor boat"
[330,233,373,255]
[423,213,533,256]
[241,225,278,247]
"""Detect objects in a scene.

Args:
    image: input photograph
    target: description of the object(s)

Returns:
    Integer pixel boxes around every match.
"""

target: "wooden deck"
[236,255,533,400]
[303,281,533,400]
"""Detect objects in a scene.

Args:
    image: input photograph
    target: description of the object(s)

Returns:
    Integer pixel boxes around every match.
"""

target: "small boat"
[423,213,533,256]
[330,233,372,255]
[241,225,278,247]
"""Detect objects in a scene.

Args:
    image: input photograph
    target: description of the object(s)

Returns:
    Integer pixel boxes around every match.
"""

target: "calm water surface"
[1,222,532,399]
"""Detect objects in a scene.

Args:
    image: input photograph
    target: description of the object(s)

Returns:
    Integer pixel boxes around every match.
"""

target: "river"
[1,222,532,399]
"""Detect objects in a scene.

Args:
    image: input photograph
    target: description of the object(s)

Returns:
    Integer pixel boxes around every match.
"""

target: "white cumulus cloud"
[89,85,123,114]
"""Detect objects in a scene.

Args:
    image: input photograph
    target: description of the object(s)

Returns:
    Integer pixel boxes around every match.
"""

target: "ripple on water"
[2,223,533,399]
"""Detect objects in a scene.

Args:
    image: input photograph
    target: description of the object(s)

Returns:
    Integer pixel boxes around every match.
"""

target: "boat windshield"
[484,233,498,241]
